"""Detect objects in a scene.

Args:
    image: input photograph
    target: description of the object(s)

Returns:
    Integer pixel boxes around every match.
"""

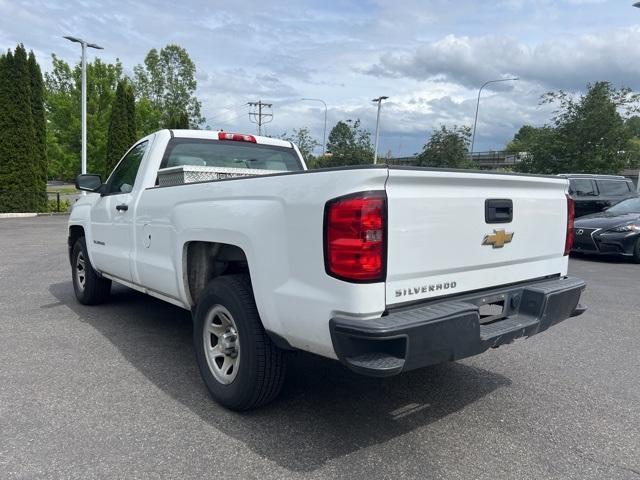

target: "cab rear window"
[161,138,303,172]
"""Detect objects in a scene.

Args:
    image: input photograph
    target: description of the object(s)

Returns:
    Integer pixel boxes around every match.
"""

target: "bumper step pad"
[480,316,539,341]
[346,353,404,376]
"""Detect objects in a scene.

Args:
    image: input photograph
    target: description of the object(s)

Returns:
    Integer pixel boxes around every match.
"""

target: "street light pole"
[63,36,103,175]
[81,42,87,175]
[470,77,519,156]
[301,98,328,156]
[372,96,389,164]
[632,2,640,191]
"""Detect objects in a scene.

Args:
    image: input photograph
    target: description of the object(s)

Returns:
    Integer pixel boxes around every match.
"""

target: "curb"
[0,212,70,218]
[0,213,38,218]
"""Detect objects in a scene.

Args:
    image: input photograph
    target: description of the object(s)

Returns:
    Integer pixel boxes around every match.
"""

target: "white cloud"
[367,27,640,91]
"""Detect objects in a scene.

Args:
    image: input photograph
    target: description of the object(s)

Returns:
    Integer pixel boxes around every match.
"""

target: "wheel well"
[184,241,249,306]
[68,225,85,264]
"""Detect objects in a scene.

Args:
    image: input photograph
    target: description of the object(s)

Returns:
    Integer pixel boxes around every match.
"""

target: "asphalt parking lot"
[1,216,639,480]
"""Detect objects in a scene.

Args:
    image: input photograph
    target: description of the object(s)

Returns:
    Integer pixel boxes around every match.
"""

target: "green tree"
[133,45,204,130]
[320,119,373,168]
[327,121,354,152]
[417,125,473,168]
[506,125,540,152]
[28,51,47,193]
[45,55,123,180]
[0,45,42,212]
[280,127,319,164]
[105,80,137,177]
[507,125,562,174]
[625,116,640,138]
[135,96,162,138]
[516,82,638,174]
[624,116,640,168]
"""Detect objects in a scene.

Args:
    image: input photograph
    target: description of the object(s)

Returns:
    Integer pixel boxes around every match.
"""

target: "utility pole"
[372,96,388,164]
[248,101,273,135]
[63,36,103,175]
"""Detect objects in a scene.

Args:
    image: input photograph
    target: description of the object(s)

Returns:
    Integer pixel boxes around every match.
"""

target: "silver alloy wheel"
[76,251,86,291]
[203,304,240,385]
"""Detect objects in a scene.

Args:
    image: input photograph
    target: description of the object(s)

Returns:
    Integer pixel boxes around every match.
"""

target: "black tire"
[632,238,640,264]
[71,237,111,305]
[193,274,286,411]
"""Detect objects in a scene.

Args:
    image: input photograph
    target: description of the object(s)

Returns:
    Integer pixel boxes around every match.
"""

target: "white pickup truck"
[69,129,586,410]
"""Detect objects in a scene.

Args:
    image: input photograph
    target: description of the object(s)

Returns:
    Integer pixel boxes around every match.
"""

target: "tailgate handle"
[485,199,512,223]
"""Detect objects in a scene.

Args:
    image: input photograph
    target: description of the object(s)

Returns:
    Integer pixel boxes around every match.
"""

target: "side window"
[597,179,631,196]
[105,141,148,195]
[569,179,596,196]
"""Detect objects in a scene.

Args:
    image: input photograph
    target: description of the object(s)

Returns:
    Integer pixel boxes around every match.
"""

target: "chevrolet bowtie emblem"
[482,229,514,248]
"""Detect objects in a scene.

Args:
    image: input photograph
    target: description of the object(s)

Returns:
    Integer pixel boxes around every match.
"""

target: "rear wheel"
[193,274,286,411]
[71,237,111,305]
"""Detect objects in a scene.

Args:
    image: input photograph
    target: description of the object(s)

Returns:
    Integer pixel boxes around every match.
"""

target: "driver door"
[90,141,148,282]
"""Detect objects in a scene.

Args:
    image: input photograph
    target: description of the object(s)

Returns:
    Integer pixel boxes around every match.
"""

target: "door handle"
[485,199,513,223]
[116,203,129,212]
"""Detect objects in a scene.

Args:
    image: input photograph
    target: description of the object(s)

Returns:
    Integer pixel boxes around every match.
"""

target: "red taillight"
[218,132,257,143]
[324,191,386,282]
[564,194,575,256]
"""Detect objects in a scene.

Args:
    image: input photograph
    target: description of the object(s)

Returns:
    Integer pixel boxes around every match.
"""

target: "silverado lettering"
[395,281,458,297]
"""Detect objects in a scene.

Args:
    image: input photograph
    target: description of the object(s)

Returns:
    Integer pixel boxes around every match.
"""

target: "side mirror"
[75,174,103,193]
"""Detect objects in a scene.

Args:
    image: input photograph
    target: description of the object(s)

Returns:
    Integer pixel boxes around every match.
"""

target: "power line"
[207,102,249,122]
[248,100,273,135]
[217,111,248,125]
[208,107,251,130]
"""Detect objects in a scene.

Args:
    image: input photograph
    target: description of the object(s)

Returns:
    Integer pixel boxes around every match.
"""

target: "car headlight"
[609,224,640,233]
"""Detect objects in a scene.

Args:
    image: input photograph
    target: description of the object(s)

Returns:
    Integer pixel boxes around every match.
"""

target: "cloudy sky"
[2,0,640,156]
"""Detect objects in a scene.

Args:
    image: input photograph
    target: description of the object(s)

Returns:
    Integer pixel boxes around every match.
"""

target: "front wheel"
[193,274,286,411]
[632,238,640,264]
[71,237,111,305]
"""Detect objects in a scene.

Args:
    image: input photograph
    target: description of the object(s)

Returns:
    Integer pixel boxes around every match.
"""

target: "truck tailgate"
[385,168,569,306]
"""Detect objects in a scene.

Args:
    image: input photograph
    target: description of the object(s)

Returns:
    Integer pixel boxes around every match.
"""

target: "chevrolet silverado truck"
[68,129,586,410]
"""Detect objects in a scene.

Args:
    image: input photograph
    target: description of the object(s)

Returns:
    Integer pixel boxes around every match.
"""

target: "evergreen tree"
[0,45,39,212]
[105,80,137,177]
[28,51,47,201]
[126,83,136,139]
[0,52,7,210]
